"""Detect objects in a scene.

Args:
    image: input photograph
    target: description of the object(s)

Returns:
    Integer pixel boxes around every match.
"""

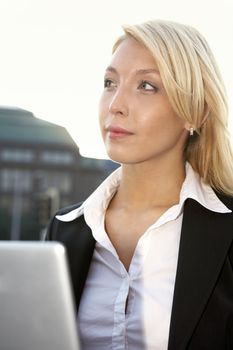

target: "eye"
[104,79,116,89]
[139,81,159,92]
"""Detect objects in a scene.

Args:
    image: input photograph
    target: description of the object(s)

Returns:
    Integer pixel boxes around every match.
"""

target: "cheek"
[138,109,167,132]
[139,107,185,140]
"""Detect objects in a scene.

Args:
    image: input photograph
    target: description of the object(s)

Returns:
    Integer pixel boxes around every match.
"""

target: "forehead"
[109,37,159,73]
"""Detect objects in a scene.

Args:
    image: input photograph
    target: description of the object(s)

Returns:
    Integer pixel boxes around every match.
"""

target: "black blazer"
[46,196,233,350]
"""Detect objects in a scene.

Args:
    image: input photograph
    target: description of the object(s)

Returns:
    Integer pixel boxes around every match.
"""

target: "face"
[99,37,189,165]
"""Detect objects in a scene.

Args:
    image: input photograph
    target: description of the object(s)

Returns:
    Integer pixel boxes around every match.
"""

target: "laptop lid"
[0,241,80,350]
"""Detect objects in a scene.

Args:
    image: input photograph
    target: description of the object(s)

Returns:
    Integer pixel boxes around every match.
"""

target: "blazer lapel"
[168,198,233,350]
[50,215,96,311]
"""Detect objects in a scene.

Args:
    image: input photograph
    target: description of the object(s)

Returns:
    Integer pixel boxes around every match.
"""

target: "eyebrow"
[105,66,160,76]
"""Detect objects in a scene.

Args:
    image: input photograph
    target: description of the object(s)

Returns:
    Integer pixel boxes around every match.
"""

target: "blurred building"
[0,106,118,240]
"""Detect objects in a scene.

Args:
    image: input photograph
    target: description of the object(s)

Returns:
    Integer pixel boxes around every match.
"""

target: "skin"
[98,37,190,270]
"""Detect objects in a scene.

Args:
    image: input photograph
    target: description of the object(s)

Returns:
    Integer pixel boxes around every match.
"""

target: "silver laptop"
[0,241,80,350]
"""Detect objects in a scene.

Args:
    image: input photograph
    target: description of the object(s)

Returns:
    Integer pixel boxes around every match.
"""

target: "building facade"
[0,107,118,240]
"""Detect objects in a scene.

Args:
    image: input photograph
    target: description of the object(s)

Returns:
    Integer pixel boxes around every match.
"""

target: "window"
[0,169,32,192]
[40,151,74,165]
[1,149,34,162]
[80,157,107,169]
[34,170,72,194]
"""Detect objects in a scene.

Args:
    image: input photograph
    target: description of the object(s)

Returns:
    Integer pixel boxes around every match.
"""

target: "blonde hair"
[113,20,233,196]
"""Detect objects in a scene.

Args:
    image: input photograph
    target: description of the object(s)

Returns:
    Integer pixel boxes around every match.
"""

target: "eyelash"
[104,79,114,88]
[104,79,159,92]
[139,80,159,92]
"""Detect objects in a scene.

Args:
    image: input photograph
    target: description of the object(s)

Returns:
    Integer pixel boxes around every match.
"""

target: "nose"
[108,86,129,117]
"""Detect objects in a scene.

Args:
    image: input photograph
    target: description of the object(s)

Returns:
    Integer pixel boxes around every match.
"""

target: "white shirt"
[56,163,231,350]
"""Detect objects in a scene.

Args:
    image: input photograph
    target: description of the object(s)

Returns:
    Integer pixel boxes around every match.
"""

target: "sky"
[0,0,232,159]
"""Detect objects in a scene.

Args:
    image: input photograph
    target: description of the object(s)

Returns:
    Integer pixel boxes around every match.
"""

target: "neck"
[114,157,186,210]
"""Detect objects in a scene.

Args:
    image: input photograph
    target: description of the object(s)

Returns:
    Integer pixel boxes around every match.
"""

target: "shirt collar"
[181,163,231,214]
[56,162,231,223]
[55,167,121,222]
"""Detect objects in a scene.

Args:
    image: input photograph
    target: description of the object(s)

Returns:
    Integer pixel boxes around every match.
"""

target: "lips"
[106,125,134,138]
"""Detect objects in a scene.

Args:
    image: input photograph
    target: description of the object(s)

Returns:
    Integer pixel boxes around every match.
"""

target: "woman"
[46,20,233,349]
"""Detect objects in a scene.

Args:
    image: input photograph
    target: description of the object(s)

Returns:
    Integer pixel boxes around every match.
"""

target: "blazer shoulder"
[45,201,95,269]
[45,201,84,241]
[214,191,233,211]
[56,201,83,215]
[215,192,233,269]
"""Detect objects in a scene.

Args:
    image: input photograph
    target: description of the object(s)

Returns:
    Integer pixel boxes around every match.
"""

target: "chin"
[107,151,143,165]
[107,151,130,164]
[105,143,160,165]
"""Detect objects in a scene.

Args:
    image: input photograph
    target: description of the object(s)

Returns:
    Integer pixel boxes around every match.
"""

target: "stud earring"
[190,127,194,136]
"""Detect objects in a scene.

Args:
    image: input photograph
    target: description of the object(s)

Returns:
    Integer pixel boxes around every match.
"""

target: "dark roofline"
[0,106,80,150]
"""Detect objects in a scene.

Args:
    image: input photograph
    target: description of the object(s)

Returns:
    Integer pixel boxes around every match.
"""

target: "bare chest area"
[104,206,169,271]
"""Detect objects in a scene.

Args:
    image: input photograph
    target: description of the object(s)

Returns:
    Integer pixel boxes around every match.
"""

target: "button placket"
[112,274,130,350]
